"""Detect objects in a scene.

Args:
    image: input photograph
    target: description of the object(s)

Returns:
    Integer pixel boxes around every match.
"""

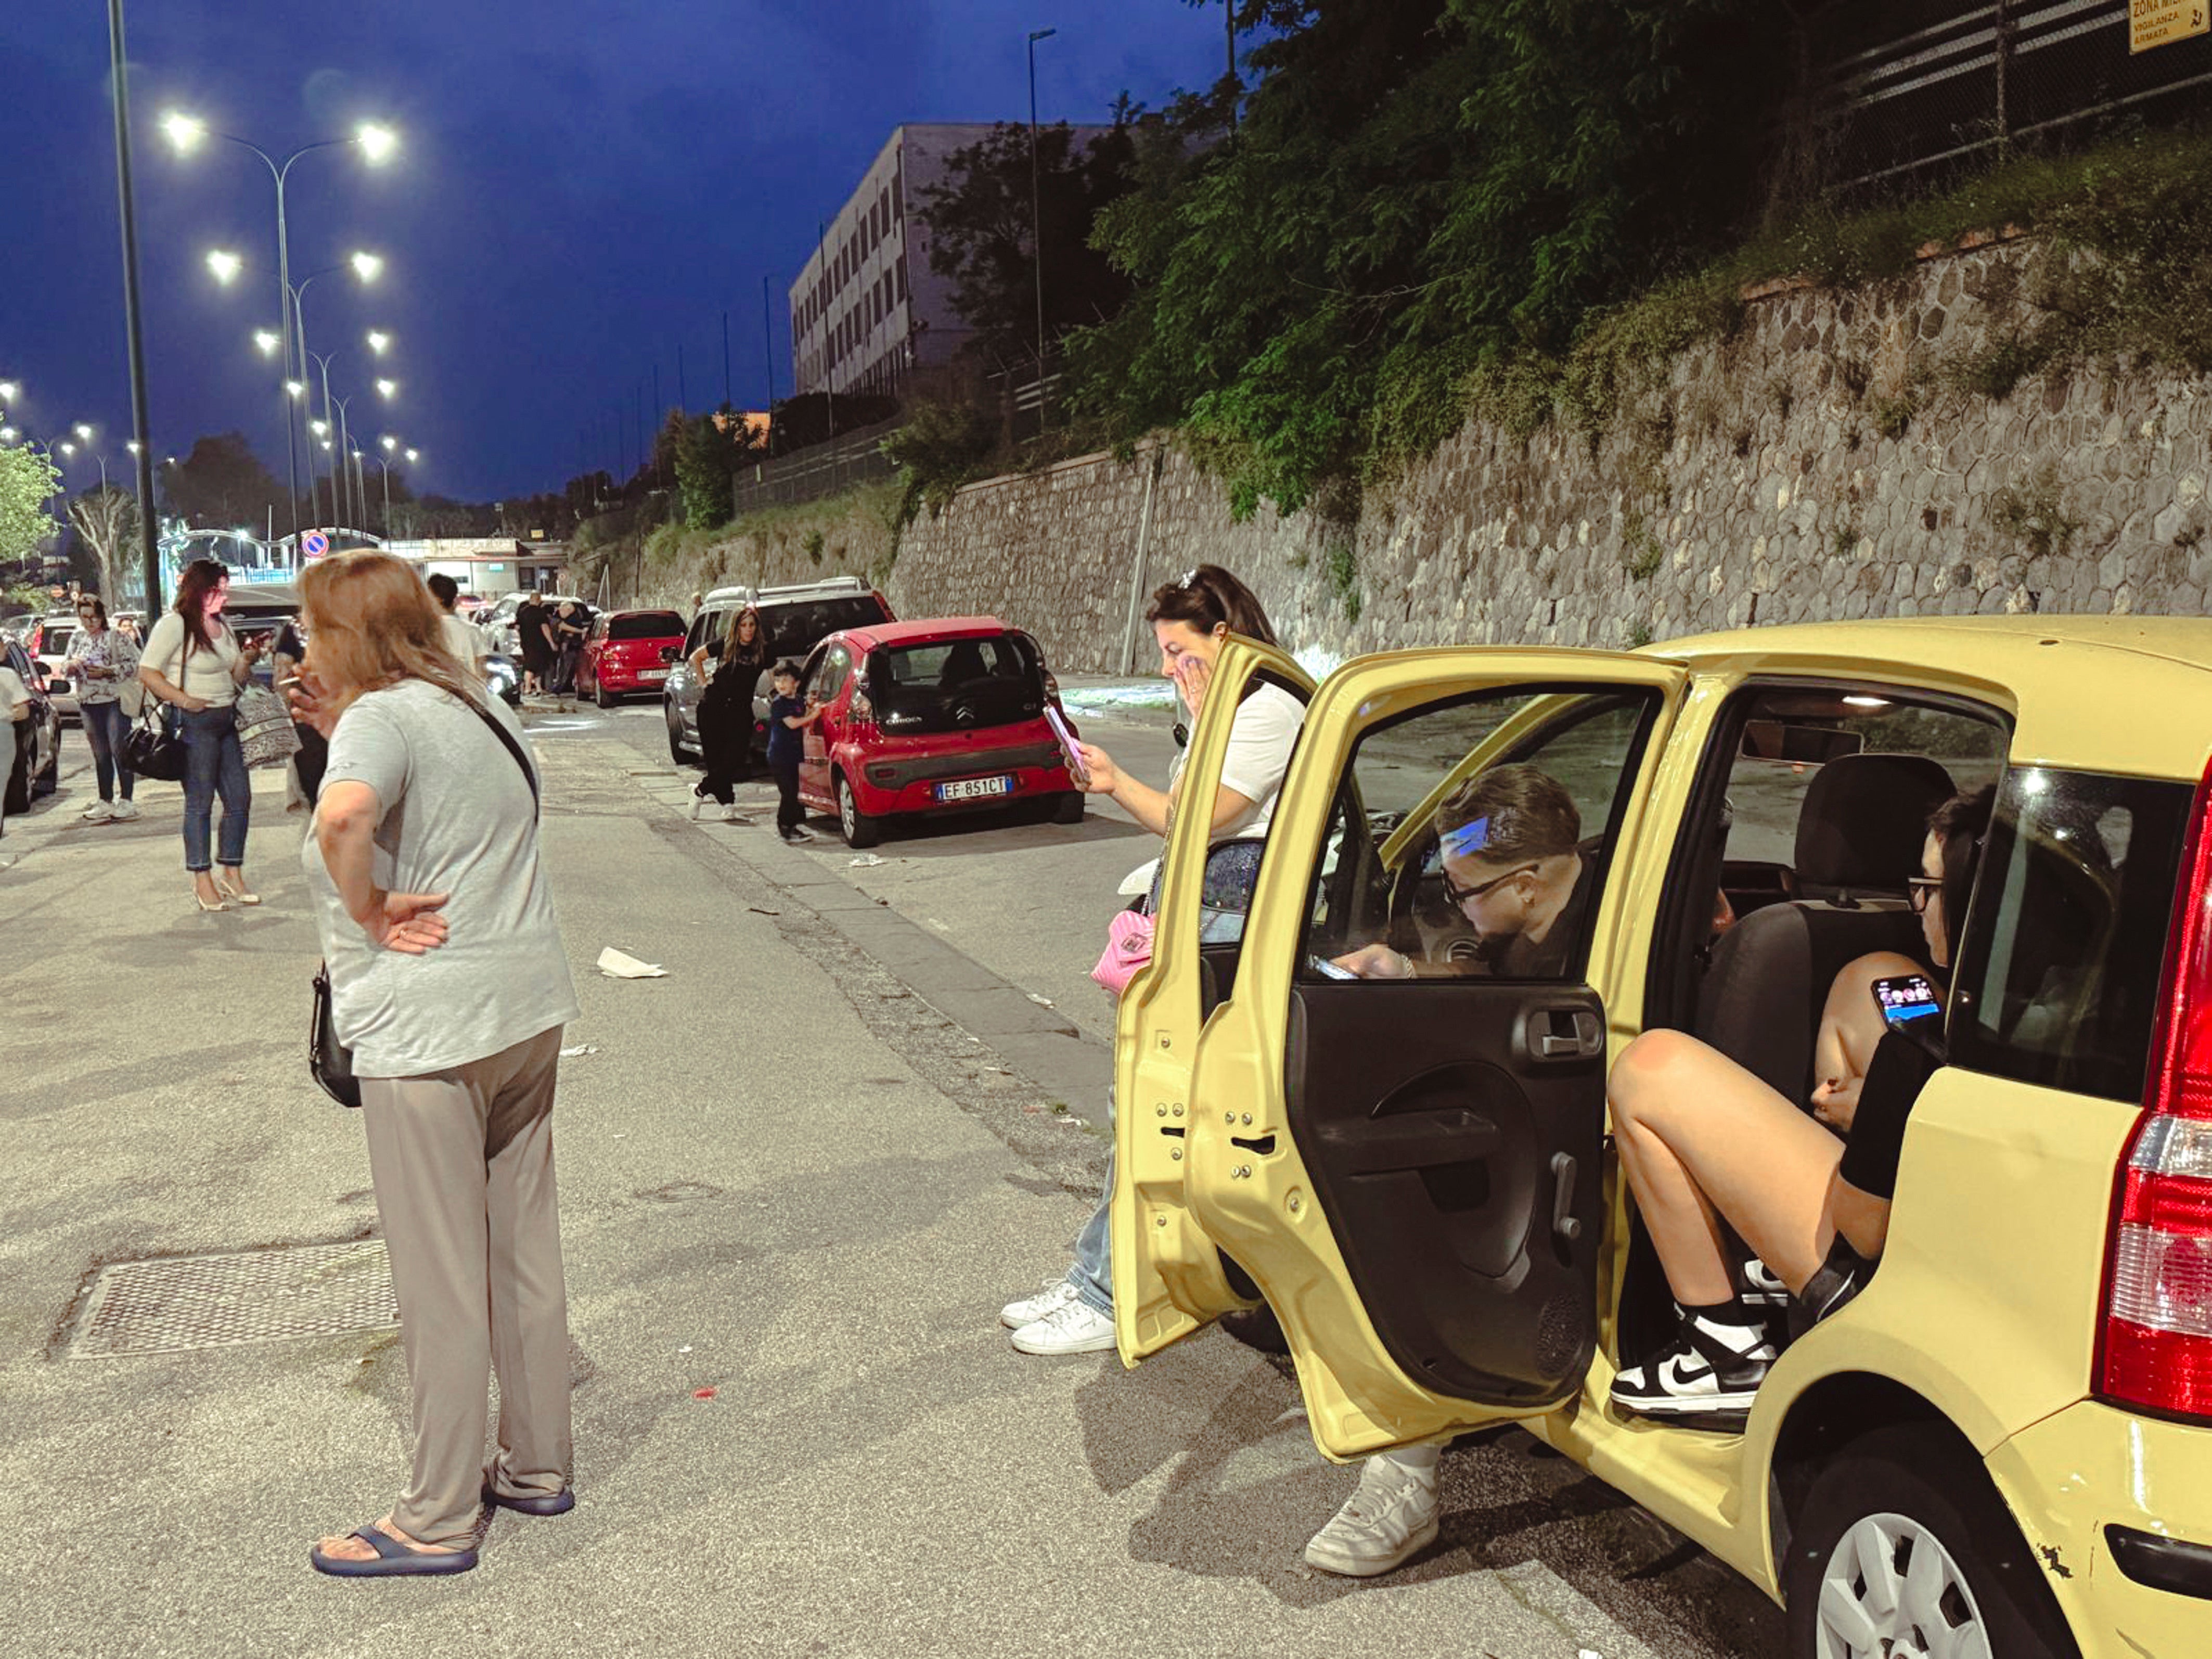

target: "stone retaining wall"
[880,233,2210,673]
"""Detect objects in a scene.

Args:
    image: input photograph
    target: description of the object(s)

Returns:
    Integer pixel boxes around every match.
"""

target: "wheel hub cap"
[1817,1511,1992,1659]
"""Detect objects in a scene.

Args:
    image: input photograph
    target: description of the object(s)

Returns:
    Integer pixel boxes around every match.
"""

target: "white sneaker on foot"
[1304,1459,1441,1577]
[1009,1297,1115,1355]
[1000,1277,1080,1329]
[80,802,114,822]
[109,800,140,821]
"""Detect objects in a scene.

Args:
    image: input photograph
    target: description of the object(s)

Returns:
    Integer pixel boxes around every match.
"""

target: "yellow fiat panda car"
[1112,616,2212,1659]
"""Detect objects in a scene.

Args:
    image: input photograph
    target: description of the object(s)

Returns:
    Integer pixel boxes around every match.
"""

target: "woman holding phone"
[998,565,1304,1355]
[138,558,265,911]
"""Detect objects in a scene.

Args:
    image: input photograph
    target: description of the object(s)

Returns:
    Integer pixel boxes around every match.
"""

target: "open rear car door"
[1119,647,1690,1459]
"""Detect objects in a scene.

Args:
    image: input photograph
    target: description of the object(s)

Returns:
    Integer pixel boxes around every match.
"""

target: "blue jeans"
[180,704,249,871]
[1068,1086,1116,1315]
[79,700,135,801]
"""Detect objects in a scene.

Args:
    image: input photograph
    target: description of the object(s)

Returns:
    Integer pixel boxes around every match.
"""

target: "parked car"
[4,637,62,814]
[478,592,578,660]
[1115,615,2212,1659]
[662,575,894,763]
[577,608,687,708]
[789,616,1085,848]
[25,613,79,721]
[482,652,522,706]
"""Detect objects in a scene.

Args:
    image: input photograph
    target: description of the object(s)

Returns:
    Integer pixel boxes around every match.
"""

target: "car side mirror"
[660,646,678,663]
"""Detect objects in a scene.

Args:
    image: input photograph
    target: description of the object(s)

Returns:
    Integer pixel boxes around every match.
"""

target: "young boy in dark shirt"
[767,659,820,843]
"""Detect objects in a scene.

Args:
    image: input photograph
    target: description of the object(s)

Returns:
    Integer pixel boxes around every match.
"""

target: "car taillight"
[2099,755,2212,1420]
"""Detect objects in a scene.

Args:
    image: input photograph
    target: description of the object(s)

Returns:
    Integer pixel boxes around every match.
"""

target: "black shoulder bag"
[311,696,541,1108]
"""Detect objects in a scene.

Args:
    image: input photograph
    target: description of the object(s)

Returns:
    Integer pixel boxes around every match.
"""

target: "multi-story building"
[789,122,1111,402]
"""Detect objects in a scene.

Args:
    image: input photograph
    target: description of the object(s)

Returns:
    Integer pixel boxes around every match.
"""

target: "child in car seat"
[1604,787,1994,1425]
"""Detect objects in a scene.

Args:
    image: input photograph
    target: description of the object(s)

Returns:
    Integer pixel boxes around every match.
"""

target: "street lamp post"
[1027,27,1058,415]
[108,0,161,611]
[163,111,396,550]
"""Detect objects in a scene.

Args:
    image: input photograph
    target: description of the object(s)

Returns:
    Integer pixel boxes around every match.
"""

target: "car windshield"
[761,596,890,660]
[868,634,1044,733]
[608,611,684,641]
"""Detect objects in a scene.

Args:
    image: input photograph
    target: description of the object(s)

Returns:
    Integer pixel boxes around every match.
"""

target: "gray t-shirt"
[304,678,580,1076]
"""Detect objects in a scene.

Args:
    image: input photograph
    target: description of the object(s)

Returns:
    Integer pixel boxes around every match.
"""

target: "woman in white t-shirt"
[1001,564,1305,1357]
[138,558,265,910]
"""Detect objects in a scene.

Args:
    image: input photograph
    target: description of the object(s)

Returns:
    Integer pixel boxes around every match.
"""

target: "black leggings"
[771,759,803,832]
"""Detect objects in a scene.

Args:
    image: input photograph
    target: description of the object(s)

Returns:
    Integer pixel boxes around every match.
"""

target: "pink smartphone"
[1044,704,1088,785]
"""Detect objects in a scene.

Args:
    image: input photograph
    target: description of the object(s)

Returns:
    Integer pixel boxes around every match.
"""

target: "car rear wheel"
[36,727,58,797]
[594,674,615,710]
[1052,790,1085,825]
[1783,1424,2079,1659]
[665,702,690,763]
[835,770,881,848]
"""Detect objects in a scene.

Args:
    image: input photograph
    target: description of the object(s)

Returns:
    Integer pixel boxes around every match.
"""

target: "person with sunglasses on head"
[999,564,1305,1357]
[63,595,141,822]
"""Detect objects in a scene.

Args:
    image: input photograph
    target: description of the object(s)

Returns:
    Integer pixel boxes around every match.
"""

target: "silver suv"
[662,576,894,763]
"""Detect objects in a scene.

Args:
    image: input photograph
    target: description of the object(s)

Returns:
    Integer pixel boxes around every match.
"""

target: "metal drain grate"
[66,1241,398,1359]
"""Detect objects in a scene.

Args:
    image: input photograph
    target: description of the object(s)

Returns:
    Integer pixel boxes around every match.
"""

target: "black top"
[274,621,305,661]
[1492,852,1597,980]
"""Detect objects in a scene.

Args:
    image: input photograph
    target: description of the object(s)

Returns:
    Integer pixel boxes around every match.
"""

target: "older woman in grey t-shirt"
[290,550,581,1579]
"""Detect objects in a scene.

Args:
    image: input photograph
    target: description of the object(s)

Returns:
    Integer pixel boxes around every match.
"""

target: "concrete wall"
[880,233,2212,674]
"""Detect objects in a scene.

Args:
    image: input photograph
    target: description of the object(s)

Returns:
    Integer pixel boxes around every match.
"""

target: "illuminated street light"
[286,380,306,397]
[1,428,18,444]
[366,330,391,354]
[404,448,418,464]
[311,419,329,438]
[254,329,281,355]
[375,378,397,399]
[127,440,142,455]
[0,379,18,402]
[74,422,95,443]
[350,251,383,283]
[205,248,245,285]
[355,123,399,164]
[380,434,396,451]
[58,441,77,458]
[160,111,208,153]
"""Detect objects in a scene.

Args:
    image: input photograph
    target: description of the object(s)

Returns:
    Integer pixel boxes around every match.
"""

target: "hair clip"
[1438,815,1493,859]
[1177,568,1201,588]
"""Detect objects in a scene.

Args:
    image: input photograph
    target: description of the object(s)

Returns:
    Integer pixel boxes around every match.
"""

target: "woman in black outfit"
[690,605,766,820]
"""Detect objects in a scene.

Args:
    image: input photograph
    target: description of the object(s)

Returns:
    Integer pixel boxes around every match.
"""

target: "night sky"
[5,2,1235,505]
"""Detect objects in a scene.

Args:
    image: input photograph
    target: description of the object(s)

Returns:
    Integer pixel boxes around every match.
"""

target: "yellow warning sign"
[2132,0,2210,52]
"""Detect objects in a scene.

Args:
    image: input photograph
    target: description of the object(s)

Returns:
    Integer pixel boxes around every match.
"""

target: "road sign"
[2132,0,2208,52]
[302,531,330,559]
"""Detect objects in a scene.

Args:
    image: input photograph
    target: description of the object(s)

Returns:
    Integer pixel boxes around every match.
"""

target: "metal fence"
[730,417,902,516]
[1802,1,2212,192]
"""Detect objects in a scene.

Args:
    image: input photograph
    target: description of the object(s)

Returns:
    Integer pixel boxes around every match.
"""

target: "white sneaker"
[80,802,114,823]
[1009,1297,1115,1355]
[1303,1459,1441,1577]
[1000,1277,1080,1329]
[109,800,140,822]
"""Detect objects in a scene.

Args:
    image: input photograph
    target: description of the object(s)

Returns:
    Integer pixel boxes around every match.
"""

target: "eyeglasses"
[1908,876,1943,914]
[1442,861,1537,909]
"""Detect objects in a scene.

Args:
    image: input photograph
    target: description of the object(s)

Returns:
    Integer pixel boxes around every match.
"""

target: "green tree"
[673,408,766,530]
[0,443,62,572]
[915,112,1139,370]
[160,431,287,531]
[1070,0,1786,516]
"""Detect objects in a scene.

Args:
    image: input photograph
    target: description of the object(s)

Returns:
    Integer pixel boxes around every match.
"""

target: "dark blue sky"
[5,1,1234,505]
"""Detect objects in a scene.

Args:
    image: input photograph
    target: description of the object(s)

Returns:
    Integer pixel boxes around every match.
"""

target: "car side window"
[1299,687,1662,982]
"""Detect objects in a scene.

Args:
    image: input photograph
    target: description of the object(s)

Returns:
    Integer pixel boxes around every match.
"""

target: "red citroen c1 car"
[580,608,688,708]
[792,616,1088,847]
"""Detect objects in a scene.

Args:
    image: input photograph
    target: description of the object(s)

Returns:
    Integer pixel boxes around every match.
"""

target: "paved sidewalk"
[0,732,1718,1659]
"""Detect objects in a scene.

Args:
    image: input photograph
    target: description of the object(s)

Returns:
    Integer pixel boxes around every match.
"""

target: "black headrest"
[1794,752,1955,891]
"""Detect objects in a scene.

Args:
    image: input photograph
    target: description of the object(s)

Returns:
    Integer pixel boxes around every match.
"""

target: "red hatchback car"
[792,617,1088,846]
[580,608,688,707]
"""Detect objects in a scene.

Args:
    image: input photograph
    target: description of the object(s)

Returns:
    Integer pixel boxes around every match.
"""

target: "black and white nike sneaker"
[1610,1312,1777,1429]
[1737,1256,1790,1307]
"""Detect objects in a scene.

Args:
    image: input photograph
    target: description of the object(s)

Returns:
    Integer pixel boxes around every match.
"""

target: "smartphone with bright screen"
[1044,704,1088,785]
[1307,956,1358,981]
[1871,974,1941,1032]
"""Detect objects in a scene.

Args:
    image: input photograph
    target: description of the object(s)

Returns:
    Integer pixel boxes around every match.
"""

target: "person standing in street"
[64,596,140,822]
[273,618,329,810]
[767,658,818,843]
[0,647,31,868]
[428,574,487,686]
[549,600,589,712]
[138,558,263,911]
[291,549,581,1579]
[514,594,549,700]
[689,603,766,819]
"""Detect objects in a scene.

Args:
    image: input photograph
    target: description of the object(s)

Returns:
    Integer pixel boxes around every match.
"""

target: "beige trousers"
[360,1024,572,1545]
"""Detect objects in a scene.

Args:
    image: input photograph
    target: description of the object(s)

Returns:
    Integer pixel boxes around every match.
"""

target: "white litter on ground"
[558,1044,600,1057]
[849,854,889,868]
[1026,993,1054,1007]
[596,947,667,979]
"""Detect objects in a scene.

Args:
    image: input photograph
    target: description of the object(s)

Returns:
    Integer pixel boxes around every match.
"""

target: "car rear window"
[761,596,890,659]
[1948,766,2194,1103]
[869,634,1044,733]
[608,611,684,641]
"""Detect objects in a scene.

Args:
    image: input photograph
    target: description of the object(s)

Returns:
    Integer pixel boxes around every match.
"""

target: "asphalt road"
[0,693,1783,1659]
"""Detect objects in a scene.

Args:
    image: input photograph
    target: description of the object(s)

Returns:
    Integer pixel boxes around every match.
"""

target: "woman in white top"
[1000,564,1306,1356]
[138,558,265,910]
[63,595,142,822]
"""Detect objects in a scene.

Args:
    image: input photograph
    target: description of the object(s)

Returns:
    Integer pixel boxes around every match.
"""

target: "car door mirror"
[660,646,678,663]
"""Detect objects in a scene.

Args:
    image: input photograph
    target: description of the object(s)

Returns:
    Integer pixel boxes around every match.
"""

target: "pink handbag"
[1090,908,1156,996]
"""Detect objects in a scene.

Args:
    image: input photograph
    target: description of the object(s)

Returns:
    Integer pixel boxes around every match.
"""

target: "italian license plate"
[640,668,667,681]
[936,774,1013,803]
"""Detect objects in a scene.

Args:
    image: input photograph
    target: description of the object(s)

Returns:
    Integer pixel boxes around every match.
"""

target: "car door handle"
[1524,1007,1604,1063]
[1315,1110,1499,1176]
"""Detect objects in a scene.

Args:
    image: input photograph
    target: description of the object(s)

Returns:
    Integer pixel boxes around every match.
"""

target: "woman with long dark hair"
[1001,564,1306,1355]
[138,558,264,910]
[689,603,766,819]
[65,595,141,822]
[291,550,580,1577]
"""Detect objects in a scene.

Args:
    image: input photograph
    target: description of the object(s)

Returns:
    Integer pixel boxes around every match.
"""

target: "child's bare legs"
[1609,1029,1853,1301]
